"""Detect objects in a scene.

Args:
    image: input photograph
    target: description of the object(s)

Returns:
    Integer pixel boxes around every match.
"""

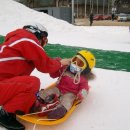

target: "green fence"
[0,36,4,44]
[0,36,130,72]
[44,44,130,72]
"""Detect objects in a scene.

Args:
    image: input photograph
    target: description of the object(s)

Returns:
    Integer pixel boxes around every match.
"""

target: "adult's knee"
[29,76,40,92]
[21,76,40,93]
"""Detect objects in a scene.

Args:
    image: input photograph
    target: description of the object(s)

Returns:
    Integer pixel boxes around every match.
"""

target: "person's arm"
[60,58,71,66]
[11,40,61,73]
[76,78,89,101]
[49,57,68,78]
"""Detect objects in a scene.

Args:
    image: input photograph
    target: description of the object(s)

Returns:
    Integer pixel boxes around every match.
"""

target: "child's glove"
[76,89,88,101]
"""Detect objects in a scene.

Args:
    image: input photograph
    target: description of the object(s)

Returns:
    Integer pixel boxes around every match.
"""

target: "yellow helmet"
[77,50,96,70]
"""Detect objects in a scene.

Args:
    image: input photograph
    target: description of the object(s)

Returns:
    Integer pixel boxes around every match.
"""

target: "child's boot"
[47,104,67,119]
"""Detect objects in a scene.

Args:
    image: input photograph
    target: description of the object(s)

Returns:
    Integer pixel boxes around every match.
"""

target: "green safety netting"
[0,36,130,72]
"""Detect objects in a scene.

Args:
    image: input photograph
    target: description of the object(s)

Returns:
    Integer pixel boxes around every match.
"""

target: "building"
[34,6,72,23]
[15,0,130,20]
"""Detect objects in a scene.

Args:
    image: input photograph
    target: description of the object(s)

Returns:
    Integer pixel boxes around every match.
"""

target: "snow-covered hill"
[0,0,130,52]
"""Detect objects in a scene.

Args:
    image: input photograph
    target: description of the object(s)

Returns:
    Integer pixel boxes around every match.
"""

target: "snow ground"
[0,0,130,130]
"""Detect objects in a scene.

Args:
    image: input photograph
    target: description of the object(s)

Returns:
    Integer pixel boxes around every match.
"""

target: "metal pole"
[90,0,91,13]
[85,0,87,17]
[92,0,93,12]
[72,0,74,24]
[107,0,109,14]
[103,0,105,15]
[77,0,78,18]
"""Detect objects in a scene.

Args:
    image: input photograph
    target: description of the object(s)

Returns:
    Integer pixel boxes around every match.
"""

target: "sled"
[17,82,80,125]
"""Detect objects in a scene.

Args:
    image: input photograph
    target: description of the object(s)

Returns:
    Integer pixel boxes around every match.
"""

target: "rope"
[32,118,57,130]
[57,66,82,85]
[73,71,81,84]
[22,108,58,130]
[22,105,58,117]
[57,66,68,84]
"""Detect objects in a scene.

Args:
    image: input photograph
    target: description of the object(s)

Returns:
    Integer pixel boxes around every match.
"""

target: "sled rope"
[22,108,55,116]
[57,66,81,85]
[57,66,68,84]
[23,108,57,130]
[32,118,57,130]
[73,71,81,84]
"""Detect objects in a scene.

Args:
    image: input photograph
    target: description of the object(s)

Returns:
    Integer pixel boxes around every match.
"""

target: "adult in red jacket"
[0,23,70,130]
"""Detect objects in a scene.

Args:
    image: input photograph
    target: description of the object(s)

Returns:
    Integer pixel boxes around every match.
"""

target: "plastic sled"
[17,82,80,125]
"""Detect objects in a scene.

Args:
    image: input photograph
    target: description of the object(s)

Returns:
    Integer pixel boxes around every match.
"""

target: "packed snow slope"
[0,0,130,130]
[0,0,130,52]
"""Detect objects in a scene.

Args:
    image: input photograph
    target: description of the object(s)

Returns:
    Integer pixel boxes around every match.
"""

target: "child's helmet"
[77,50,96,70]
[23,23,48,40]
[70,50,95,84]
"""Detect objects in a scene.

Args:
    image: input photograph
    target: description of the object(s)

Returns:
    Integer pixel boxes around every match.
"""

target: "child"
[31,50,96,119]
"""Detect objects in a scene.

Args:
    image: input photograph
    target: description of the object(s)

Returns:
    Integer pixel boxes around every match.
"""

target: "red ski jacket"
[0,29,61,81]
[50,66,89,95]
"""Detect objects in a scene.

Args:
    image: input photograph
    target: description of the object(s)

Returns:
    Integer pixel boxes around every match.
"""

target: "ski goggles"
[71,55,87,70]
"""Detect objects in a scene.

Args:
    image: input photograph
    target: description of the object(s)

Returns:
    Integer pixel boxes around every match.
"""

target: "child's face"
[71,55,87,70]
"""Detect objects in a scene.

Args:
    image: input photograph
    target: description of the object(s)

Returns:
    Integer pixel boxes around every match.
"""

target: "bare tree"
[97,0,99,14]
[52,0,59,7]
[27,0,34,8]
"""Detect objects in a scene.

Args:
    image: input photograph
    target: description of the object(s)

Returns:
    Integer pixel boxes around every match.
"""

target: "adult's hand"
[60,58,71,66]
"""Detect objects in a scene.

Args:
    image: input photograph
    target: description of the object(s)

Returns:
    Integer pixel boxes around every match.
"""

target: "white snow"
[0,0,130,130]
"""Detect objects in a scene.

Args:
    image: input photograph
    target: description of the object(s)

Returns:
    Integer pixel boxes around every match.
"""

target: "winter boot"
[38,94,60,117]
[0,106,25,130]
[47,104,67,119]
[30,94,60,117]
